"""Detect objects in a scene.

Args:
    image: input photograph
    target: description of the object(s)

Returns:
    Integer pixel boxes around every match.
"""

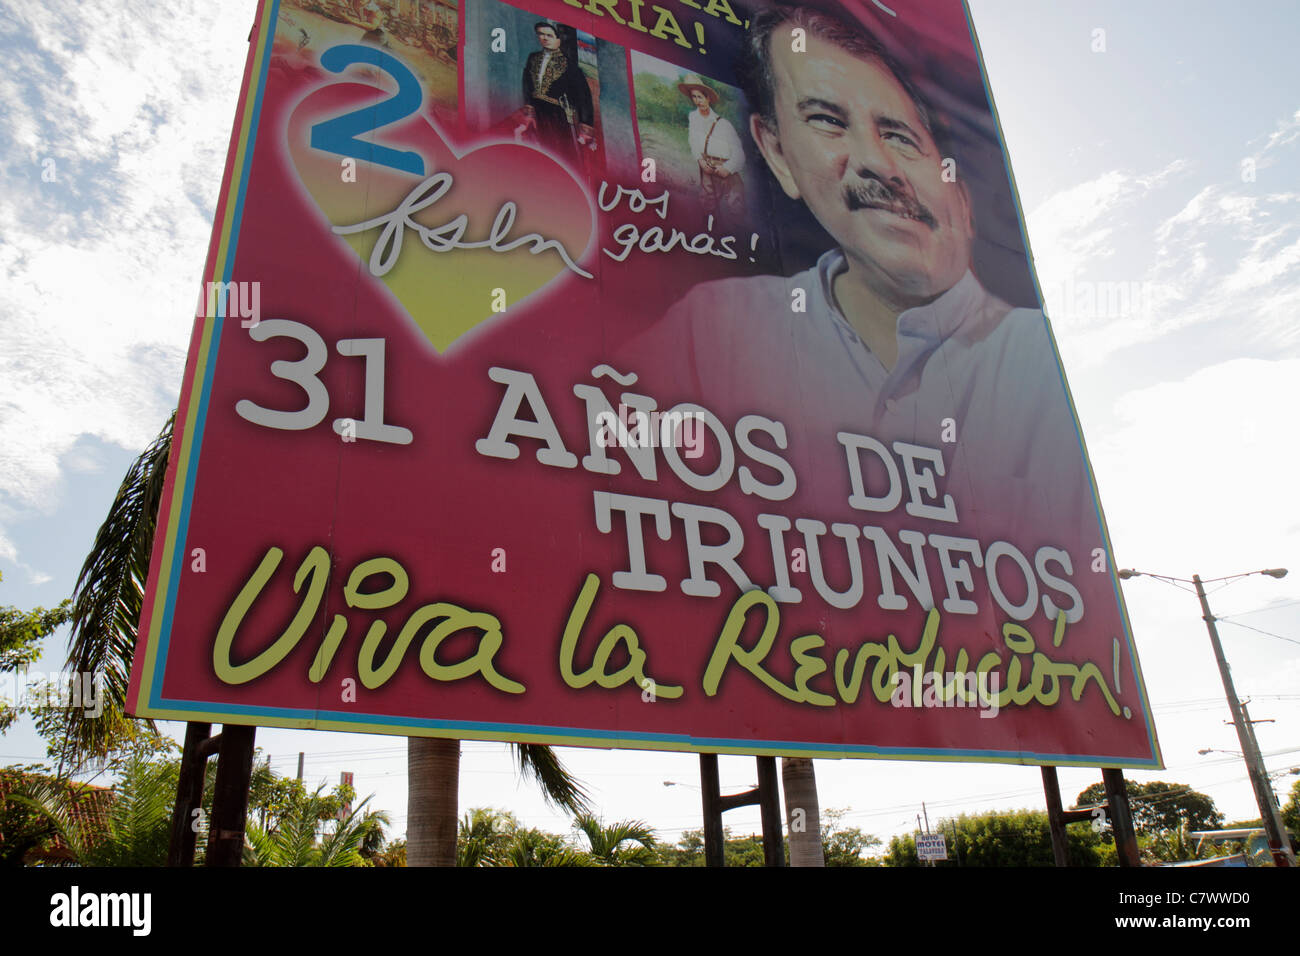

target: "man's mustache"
[843,178,938,230]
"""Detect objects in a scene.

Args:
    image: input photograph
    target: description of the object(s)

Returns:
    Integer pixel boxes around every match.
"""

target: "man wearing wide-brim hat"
[678,74,746,227]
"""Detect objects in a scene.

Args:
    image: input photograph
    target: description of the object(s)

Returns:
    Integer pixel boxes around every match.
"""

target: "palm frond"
[83,754,174,866]
[573,813,657,865]
[7,757,173,866]
[511,743,589,816]
[5,777,92,862]
[60,411,175,767]
[502,828,593,867]
[280,789,326,866]
[317,796,381,867]
[457,807,516,866]
[243,824,274,866]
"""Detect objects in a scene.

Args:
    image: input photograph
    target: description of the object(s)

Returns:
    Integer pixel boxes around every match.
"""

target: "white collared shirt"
[687,108,745,174]
[536,51,552,85]
[637,248,1100,554]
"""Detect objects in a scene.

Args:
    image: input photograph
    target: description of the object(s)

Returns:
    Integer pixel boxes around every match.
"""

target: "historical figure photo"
[522,19,595,166]
[679,73,747,228]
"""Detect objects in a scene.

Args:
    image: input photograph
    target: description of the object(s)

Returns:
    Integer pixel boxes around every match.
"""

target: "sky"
[1,0,1298,853]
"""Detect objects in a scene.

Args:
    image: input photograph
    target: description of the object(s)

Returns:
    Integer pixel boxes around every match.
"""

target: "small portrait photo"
[629,53,758,233]
[464,0,635,181]
[272,0,460,118]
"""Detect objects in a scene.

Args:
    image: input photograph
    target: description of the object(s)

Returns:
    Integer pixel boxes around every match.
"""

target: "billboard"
[128,0,1161,767]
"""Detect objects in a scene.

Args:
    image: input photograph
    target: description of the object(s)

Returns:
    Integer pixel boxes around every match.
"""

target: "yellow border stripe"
[136,0,279,705]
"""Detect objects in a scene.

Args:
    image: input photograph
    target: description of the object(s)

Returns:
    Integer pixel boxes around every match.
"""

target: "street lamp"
[1119,567,1295,866]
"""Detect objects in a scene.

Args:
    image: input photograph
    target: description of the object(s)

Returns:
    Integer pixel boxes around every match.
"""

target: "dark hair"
[737,3,938,145]
[534,21,558,34]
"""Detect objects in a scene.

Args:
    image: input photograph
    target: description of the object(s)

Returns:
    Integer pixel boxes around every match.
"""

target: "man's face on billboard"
[752,33,973,305]
[536,26,561,51]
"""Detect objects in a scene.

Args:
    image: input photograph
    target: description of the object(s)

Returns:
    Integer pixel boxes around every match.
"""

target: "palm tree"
[407,737,588,866]
[10,751,175,866]
[1144,822,1228,865]
[58,411,174,770]
[243,786,390,867]
[572,813,657,866]
[501,827,592,867]
[63,411,589,865]
[782,757,825,867]
[456,807,518,867]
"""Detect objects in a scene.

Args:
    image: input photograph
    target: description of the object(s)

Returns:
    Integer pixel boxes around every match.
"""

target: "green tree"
[7,738,396,867]
[372,837,405,866]
[242,759,394,867]
[885,810,1104,867]
[456,807,518,867]
[248,756,310,832]
[1143,823,1231,864]
[654,828,705,866]
[722,832,771,867]
[243,785,391,867]
[9,750,177,866]
[821,808,881,866]
[1281,779,1300,836]
[0,764,63,865]
[654,827,779,867]
[501,827,591,867]
[3,719,179,865]
[0,571,72,733]
[573,813,657,866]
[654,813,875,867]
[1073,780,1223,835]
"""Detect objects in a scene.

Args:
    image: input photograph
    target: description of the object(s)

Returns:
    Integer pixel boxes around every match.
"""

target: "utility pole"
[1192,574,1295,866]
[1121,566,1294,867]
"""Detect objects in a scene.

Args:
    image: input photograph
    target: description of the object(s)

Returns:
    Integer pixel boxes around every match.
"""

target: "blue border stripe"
[151,697,1160,766]
[151,0,281,706]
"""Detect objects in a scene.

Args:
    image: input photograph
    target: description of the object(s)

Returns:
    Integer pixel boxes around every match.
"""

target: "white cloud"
[1027,168,1132,283]
[1252,107,1300,164]
[1151,182,1300,348]
[1028,107,1300,366]
[1027,160,1194,363]
[0,0,258,557]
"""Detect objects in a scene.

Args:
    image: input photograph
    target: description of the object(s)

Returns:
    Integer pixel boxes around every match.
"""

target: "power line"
[1219,599,1300,618]
[1217,618,1300,647]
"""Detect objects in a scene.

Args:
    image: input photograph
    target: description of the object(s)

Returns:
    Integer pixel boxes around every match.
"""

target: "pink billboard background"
[128,0,1161,767]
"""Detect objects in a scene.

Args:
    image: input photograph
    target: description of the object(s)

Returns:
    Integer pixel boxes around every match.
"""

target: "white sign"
[917,833,948,861]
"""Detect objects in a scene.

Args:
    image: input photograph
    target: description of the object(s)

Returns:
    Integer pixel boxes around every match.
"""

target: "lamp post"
[1119,567,1295,867]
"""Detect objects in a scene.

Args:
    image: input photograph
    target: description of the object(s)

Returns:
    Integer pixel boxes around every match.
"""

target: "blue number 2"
[309,45,426,176]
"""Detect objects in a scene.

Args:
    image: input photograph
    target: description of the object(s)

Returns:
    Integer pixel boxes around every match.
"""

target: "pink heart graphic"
[287,81,596,352]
